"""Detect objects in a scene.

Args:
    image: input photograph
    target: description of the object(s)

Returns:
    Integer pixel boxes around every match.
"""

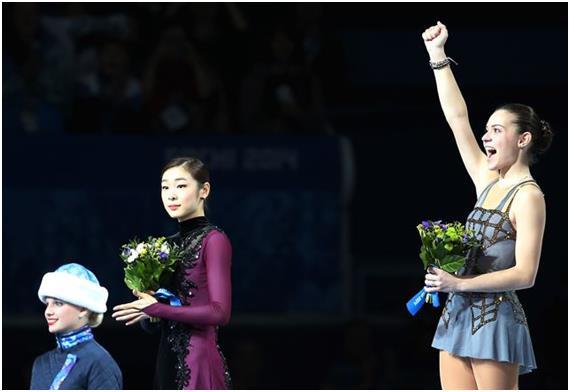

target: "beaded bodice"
[462,178,539,276]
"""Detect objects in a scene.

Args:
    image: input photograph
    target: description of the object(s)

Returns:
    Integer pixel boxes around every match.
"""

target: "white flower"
[136,243,147,255]
[127,250,139,263]
[160,243,171,255]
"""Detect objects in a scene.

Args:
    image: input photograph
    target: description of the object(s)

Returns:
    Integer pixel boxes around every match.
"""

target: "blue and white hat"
[38,263,108,313]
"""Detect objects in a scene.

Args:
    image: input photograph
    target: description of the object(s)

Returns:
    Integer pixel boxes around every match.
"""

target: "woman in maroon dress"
[113,157,232,389]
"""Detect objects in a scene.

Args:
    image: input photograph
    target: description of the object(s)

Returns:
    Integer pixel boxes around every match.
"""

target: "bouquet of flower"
[406,220,480,316]
[120,236,185,293]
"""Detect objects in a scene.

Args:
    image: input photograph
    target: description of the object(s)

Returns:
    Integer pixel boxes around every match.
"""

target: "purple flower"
[159,252,168,260]
[122,248,131,257]
[442,224,448,231]
[422,221,430,229]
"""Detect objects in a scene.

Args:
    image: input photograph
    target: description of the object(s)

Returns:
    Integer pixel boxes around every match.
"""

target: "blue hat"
[38,263,108,313]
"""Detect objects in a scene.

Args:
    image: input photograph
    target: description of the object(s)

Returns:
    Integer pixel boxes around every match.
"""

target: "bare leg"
[471,358,519,390]
[439,350,478,390]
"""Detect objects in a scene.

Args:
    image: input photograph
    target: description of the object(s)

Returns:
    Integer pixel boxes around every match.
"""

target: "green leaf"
[432,242,447,260]
[419,246,431,269]
[440,254,465,273]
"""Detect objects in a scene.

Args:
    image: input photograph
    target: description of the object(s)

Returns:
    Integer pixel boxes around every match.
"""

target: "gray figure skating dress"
[432,178,539,374]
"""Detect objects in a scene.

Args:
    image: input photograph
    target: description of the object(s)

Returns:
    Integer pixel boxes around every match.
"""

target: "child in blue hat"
[30,263,123,389]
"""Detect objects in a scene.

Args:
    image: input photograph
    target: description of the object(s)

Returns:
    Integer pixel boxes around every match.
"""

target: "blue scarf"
[50,326,94,389]
[55,325,93,350]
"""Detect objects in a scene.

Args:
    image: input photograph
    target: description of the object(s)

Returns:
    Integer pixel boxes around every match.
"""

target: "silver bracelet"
[429,57,458,70]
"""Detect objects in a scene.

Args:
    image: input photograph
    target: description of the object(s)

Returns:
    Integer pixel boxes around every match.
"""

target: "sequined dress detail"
[431,179,538,374]
[143,217,233,389]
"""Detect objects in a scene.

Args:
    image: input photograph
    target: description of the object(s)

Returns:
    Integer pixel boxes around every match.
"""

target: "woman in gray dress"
[421,21,553,389]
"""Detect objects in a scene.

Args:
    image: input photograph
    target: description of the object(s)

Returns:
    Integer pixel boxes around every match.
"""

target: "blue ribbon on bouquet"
[154,288,182,307]
[406,288,440,316]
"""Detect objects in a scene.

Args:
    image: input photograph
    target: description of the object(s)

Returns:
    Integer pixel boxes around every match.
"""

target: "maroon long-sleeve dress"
[143,216,232,389]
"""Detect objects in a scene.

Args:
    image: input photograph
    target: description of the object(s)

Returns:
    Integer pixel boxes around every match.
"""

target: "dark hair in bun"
[495,103,554,165]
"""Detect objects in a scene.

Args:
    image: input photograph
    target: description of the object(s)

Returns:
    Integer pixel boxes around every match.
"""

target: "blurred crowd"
[3,3,348,135]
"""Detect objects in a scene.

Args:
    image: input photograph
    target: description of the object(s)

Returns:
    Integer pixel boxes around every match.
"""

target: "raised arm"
[142,231,232,326]
[423,21,492,192]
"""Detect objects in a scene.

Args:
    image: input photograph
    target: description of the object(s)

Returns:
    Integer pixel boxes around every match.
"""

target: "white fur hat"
[38,263,108,313]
